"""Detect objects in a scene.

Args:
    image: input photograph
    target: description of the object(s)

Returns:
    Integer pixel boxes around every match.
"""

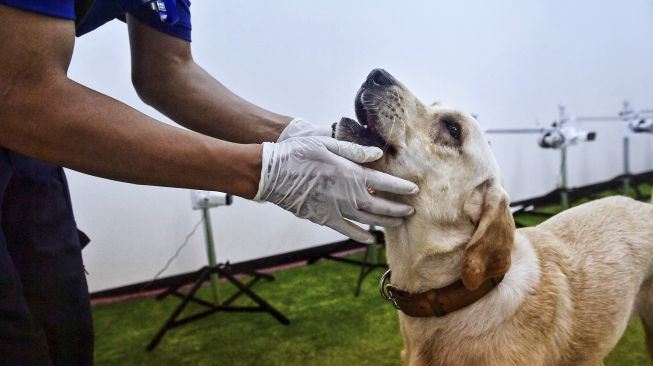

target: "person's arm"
[127,15,292,144]
[0,5,261,198]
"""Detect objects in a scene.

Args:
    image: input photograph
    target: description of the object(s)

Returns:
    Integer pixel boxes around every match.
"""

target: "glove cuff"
[253,142,275,201]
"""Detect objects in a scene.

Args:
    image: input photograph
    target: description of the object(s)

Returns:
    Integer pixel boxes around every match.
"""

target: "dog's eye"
[443,119,462,140]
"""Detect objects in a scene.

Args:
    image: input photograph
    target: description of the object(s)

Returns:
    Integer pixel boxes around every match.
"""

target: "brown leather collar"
[380,270,503,317]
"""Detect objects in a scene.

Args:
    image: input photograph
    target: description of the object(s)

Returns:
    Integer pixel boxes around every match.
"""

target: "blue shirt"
[0,0,192,41]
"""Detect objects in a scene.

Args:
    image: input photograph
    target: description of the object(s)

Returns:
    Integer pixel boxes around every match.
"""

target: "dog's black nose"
[367,68,397,87]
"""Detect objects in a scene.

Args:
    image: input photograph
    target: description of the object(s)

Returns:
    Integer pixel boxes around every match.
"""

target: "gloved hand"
[254,136,418,243]
[277,118,332,142]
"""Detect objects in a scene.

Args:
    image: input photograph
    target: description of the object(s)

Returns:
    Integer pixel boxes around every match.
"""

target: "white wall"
[68,0,653,292]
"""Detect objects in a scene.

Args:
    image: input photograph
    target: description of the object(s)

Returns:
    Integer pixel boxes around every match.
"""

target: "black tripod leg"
[218,268,290,325]
[146,267,211,351]
[354,244,372,297]
[221,276,261,306]
[251,271,275,281]
[155,267,206,300]
[634,184,645,200]
[231,267,274,281]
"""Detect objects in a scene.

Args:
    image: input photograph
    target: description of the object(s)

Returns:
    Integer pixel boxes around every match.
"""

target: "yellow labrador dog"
[335,69,653,366]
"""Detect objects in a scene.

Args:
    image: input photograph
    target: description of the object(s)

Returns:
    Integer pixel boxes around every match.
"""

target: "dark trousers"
[0,148,93,366]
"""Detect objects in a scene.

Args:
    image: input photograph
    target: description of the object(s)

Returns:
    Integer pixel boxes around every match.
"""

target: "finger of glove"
[328,218,376,244]
[345,209,403,228]
[319,137,383,163]
[363,169,419,195]
[313,126,333,137]
[357,195,415,217]
[278,120,332,142]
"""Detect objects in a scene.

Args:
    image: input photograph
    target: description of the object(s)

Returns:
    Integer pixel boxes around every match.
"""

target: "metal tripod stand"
[146,196,290,351]
[308,227,387,296]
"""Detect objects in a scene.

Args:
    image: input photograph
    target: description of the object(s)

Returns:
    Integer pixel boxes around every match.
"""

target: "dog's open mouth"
[335,89,389,150]
[335,68,403,154]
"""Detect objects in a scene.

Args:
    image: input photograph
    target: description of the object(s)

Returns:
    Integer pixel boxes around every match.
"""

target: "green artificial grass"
[93,186,653,365]
[94,253,404,366]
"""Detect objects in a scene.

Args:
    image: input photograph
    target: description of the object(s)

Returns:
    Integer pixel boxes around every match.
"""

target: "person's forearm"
[127,17,292,144]
[134,59,292,144]
[0,74,262,198]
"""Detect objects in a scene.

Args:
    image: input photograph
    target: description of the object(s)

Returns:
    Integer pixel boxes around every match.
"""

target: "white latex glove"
[254,136,418,243]
[277,118,332,142]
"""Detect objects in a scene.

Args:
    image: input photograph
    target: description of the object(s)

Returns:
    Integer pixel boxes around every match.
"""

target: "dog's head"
[336,69,515,290]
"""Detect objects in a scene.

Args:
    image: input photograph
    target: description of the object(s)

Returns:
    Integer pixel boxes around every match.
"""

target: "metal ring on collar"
[379,269,393,301]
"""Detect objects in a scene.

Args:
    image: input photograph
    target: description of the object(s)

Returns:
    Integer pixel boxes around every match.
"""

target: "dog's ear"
[461,179,515,290]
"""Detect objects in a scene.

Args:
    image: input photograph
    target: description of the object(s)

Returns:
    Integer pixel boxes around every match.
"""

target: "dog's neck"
[384,218,540,331]
[384,217,476,294]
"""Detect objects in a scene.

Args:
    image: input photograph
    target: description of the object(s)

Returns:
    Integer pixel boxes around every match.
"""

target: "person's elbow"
[0,70,69,152]
[131,58,190,108]
[131,68,161,107]
[0,78,18,137]
[0,71,64,122]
